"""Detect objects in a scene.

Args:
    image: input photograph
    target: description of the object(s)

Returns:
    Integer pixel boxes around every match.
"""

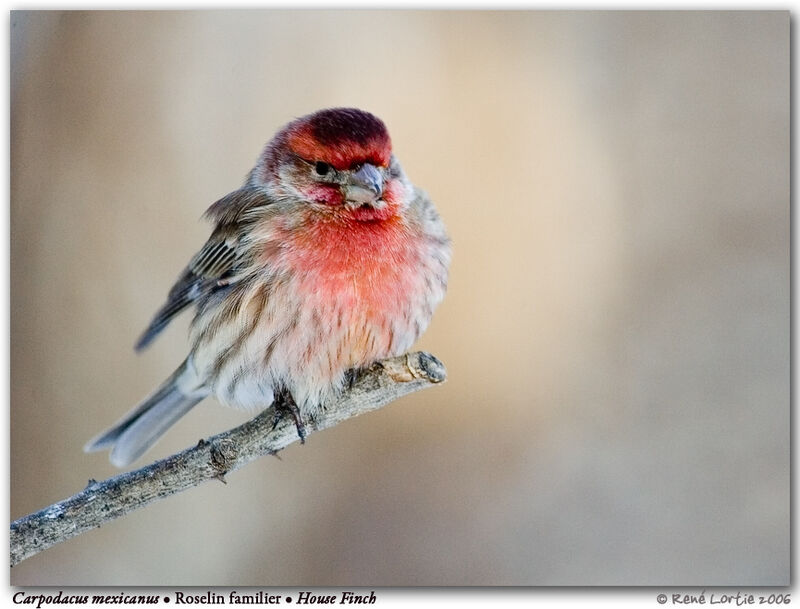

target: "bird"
[84,107,451,467]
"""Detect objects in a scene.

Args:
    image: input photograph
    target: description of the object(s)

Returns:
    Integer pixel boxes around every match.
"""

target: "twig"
[10,352,446,566]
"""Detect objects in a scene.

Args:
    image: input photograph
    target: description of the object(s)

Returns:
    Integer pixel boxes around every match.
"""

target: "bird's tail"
[84,360,207,468]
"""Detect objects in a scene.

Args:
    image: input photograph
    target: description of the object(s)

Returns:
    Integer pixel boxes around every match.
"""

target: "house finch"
[85,108,451,467]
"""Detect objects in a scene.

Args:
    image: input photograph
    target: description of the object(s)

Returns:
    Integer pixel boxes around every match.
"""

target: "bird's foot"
[271,391,307,444]
[344,365,374,389]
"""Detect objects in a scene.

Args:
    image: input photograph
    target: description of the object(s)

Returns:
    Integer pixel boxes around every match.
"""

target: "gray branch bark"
[10,352,446,567]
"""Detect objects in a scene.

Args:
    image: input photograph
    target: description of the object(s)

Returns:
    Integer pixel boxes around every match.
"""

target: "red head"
[286,108,392,170]
[249,108,407,221]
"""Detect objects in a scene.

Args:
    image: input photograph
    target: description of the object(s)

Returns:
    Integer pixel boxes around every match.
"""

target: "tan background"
[10,11,788,585]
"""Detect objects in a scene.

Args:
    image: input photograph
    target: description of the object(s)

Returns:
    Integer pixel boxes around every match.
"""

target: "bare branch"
[10,352,446,566]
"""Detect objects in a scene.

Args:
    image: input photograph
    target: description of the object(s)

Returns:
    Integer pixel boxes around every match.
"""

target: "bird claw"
[344,369,356,390]
[271,391,307,444]
[343,367,360,389]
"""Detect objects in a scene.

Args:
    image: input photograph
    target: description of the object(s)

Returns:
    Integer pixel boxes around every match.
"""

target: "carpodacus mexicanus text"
[85,108,451,467]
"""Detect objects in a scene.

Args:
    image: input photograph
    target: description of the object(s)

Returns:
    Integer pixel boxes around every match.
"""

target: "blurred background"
[10,11,788,585]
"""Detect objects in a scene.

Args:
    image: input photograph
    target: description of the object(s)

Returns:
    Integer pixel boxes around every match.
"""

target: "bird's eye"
[314,161,331,176]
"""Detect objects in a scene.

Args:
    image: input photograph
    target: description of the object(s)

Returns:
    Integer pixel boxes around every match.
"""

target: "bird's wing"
[134,188,271,351]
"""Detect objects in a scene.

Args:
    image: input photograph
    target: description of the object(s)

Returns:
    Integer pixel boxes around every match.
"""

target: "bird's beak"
[343,163,384,207]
